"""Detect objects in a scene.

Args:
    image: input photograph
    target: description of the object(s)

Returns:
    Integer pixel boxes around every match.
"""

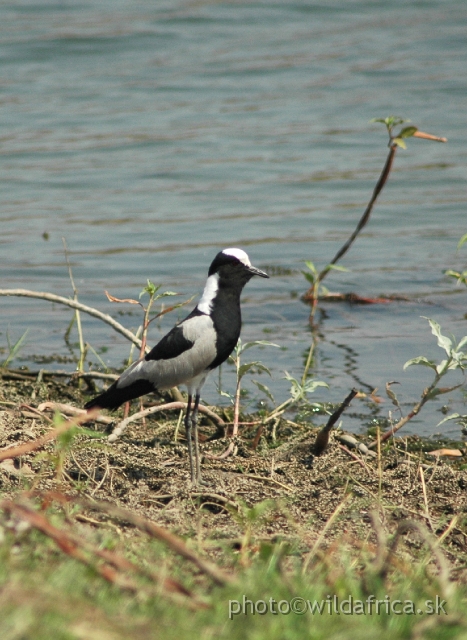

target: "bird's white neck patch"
[222,247,251,267]
[198,273,219,314]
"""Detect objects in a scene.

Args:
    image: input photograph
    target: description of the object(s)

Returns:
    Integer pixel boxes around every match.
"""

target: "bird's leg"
[191,393,202,485]
[184,395,195,484]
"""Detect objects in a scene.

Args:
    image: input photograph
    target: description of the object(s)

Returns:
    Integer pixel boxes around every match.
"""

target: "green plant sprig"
[445,233,467,287]
[106,281,193,361]
[263,372,329,426]
[304,116,447,321]
[228,338,279,425]
[1,328,29,368]
[373,317,467,447]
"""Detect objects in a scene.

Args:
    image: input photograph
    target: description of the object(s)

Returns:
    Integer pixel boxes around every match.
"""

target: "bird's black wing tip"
[84,398,103,412]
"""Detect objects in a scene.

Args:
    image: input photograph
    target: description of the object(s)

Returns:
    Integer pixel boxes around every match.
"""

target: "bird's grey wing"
[145,318,194,362]
[116,314,217,391]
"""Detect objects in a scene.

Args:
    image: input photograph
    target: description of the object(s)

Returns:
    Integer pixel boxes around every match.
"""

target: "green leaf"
[437,413,462,427]
[2,328,29,368]
[399,126,418,138]
[393,137,407,149]
[390,116,409,126]
[445,269,467,285]
[436,359,448,375]
[284,372,328,402]
[403,356,437,371]
[448,357,466,372]
[233,338,279,359]
[240,340,280,353]
[284,373,304,401]
[304,260,317,272]
[371,116,409,128]
[423,317,453,355]
[140,280,160,298]
[252,380,275,404]
[326,264,349,273]
[52,410,65,427]
[219,389,233,400]
[457,233,467,250]
[449,354,466,371]
[56,424,80,448]
[437,333,453,355]
[303,380,329,393]
[301,271,316,285]
[56,424,105,449]
[239,362,272,379]
[403,356,436,371]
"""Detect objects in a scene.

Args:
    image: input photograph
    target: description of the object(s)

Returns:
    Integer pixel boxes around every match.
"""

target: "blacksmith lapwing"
[85,248,269,485]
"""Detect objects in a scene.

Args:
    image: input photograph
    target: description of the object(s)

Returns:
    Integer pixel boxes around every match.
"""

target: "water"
[1,0,467,438]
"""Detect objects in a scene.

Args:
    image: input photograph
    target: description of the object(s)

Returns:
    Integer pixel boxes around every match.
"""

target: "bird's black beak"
[247,264,269,278]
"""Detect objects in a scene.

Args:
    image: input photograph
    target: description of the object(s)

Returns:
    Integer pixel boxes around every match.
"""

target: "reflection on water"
[1,1,467,437]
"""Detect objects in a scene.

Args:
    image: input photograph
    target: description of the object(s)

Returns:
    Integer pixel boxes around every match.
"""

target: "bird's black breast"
[145,324,194,362]
[208,290,242,370]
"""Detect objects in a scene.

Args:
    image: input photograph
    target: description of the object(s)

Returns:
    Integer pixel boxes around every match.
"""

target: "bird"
[85,247,269,485]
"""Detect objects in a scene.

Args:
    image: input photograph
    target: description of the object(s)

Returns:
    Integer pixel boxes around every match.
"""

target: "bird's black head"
[208,248,269,283]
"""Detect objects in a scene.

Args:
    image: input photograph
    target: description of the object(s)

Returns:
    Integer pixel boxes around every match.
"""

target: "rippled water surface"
[1,1,467,437]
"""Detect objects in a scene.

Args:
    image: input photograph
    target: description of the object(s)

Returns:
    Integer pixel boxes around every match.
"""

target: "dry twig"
[107,402,225,442]
[0,288,143,350]
[314,388,358,455]
[0,499,197,599]
[0,410,99,462]
[24,490,234,586]
[72,497,234,586]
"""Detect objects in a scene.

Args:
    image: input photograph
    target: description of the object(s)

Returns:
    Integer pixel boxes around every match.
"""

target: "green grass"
[0,500,465,640]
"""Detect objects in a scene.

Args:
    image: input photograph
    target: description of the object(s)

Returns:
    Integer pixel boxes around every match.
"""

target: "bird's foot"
[189,469,209,489]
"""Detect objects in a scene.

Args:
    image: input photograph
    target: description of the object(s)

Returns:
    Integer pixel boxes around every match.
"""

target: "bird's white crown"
[222,247,251,267]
